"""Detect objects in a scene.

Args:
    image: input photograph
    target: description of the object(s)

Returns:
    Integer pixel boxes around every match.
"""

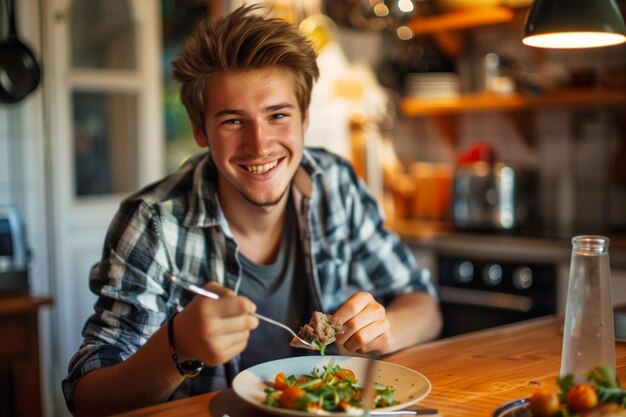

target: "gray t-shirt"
[238,198,313,370]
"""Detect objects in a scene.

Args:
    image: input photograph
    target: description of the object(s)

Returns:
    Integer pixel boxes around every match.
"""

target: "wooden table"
[115,316,626,417]
[0,294,53,417]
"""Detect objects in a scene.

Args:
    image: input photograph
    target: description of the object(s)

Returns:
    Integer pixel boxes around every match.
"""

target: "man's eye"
[271,113,288,120]
[222,119,242,125]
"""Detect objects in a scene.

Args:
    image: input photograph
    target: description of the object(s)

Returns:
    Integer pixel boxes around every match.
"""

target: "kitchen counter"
[113,316,626,417]
[387,218,626,267]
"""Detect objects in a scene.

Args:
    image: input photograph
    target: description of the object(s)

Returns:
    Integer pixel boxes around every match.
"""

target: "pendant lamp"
[523,0,626,48]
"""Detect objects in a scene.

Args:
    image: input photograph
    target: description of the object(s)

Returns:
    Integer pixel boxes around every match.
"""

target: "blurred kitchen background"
[1,0,626,415]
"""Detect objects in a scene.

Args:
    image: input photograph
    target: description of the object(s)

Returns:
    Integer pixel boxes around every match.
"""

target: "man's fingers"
[334,293,386,345]
[203,281,236,297]
[175,286,259,365]
[333,292,373,324]
[341,319,390,352]
[196,282,257,317]
[201,330,253,365]
[200,312,259,338]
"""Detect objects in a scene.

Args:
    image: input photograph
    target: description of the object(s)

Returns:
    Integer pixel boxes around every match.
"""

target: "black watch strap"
[167,312,205,378]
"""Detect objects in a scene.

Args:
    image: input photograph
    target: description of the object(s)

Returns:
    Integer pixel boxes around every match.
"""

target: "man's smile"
[241,158,281,175]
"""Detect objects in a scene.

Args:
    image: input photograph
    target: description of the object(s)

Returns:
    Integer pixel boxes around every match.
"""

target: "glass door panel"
[70,0,137,70]
[72,91,139,196]
[66,0,148,198]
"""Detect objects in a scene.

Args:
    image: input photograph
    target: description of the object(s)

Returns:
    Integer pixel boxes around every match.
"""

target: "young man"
[63,5,442,416]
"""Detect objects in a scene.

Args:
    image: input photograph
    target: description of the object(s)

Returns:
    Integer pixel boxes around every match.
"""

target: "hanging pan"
[0,0,41,103]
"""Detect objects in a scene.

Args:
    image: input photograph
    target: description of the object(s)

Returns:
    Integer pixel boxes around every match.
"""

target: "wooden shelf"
[402,89,626,115]
[407,6,523,57]
[408,6,515,35]
[401,3,626,147]
[401,89,626,147]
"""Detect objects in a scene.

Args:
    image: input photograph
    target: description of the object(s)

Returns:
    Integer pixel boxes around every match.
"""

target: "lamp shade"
[523,0,626,48]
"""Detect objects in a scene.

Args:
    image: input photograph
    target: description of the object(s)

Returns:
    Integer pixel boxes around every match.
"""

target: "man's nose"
[246,122,270,154]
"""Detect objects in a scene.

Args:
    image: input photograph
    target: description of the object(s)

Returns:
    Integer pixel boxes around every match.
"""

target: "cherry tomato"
[342,368,356,381]
[274,372,288,390]
[279,386,306,410]
[567,384,598,414]
[529,388,560,417]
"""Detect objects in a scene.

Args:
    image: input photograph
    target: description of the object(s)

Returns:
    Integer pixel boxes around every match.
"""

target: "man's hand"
[333,291,442,355]
[73,282,259,417]
[173,282,259,366]
[332,292,391,354]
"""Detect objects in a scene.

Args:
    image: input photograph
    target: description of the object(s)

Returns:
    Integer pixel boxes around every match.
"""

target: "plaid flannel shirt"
[62,147,437,411]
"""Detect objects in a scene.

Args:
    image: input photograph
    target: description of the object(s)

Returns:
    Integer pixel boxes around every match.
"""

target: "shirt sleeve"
[311,153,437,306]
[347,167,438,303]
[62,199,175,412]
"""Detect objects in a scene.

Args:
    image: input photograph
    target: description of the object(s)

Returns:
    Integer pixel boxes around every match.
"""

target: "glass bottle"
[560,236,616,382]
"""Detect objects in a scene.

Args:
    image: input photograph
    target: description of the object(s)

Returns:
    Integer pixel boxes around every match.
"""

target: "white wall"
[0,0,54,415]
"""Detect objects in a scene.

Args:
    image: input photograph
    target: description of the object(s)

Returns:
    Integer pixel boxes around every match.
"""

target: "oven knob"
[454,261,474,283]
[483,263,503,286]
[513,266,533,290]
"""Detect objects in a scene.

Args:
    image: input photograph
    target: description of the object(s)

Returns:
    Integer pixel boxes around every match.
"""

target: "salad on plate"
[264,358,399,414]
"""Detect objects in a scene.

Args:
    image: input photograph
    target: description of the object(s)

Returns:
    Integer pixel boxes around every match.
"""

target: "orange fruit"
[529,388,560,417]
[567,384,598,414]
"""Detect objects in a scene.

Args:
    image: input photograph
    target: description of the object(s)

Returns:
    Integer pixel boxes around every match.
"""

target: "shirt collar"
[181,152,221,229]
[293,148,323,198]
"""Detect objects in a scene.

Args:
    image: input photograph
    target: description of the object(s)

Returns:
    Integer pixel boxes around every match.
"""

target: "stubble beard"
[240,184,290,207]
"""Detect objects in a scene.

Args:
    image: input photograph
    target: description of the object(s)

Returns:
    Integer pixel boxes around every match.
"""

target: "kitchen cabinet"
[0,295,53,417]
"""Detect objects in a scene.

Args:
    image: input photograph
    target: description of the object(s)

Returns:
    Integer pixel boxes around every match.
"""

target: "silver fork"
[166,273,317,351]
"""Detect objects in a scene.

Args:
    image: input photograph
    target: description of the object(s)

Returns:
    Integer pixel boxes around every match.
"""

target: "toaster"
[0,206,30,293]
[452,161,538,231]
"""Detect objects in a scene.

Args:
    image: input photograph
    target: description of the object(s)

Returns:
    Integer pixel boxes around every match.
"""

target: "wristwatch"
[167,312,205,378]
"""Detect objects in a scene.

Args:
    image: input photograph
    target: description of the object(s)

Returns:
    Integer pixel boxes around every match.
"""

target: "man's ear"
[192,124,209,148]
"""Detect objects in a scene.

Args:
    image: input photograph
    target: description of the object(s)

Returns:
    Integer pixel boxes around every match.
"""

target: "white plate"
[232,355,431,417]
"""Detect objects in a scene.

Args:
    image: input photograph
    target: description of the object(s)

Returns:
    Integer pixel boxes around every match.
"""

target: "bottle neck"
[572,235,609,255]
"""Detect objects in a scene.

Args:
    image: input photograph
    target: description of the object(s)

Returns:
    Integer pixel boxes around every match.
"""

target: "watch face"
[178,360,205,378]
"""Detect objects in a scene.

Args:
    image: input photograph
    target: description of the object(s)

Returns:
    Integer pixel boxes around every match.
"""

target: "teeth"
[246,160,278,174]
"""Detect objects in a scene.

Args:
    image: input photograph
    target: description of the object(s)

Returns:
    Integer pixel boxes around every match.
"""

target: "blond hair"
[171,4,320,132]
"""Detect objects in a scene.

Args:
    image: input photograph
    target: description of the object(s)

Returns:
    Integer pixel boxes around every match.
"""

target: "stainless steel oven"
[437,253,557,337]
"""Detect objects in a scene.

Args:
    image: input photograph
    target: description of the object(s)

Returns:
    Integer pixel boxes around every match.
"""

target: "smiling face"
[193,67,309,209]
